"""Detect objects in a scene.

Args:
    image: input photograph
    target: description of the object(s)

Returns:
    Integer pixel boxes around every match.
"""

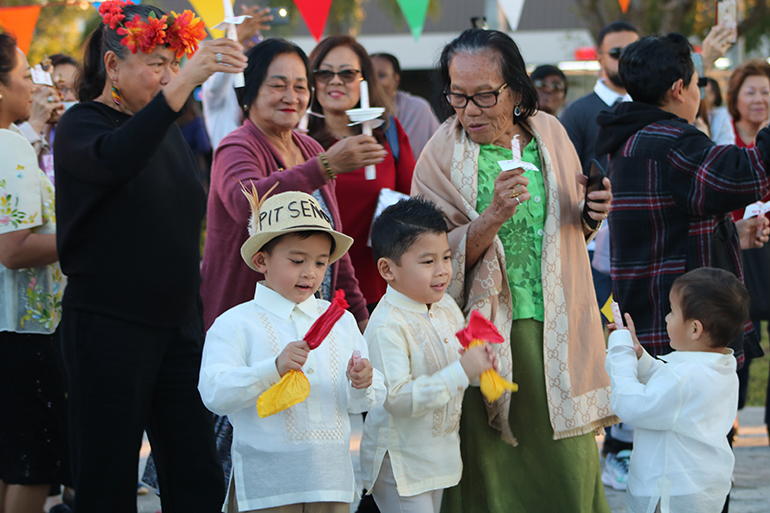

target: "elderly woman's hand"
[324,134,387,175]
[486,168,531,223]
[178,38,248,86]
[578,175,612,223]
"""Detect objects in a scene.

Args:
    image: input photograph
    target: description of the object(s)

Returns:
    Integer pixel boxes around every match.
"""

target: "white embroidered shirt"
[199,283,386,511]
[360,287,470,497]
[606,330,737,513]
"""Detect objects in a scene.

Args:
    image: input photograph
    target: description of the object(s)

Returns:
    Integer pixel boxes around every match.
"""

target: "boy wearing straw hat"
[198,188,386,513]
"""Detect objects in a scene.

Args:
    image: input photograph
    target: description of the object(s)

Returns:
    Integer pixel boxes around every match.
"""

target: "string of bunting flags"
[0,0,633,54]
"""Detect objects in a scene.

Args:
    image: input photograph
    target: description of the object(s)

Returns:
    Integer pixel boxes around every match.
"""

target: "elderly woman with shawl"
[412,29,616,512]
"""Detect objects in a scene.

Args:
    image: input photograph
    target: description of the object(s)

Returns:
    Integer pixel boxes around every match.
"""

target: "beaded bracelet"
[319,153,336,180]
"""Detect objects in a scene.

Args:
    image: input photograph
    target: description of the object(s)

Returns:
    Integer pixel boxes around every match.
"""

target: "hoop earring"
[514,100,522,117]
[111,85,122,106]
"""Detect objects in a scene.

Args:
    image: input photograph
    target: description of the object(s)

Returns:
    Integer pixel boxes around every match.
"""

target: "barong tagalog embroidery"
[497,135,539,173]
[257,290,350,417]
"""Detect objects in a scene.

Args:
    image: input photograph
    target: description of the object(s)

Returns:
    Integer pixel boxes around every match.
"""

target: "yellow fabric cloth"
[256,370,310,418]
[467,339,518,402]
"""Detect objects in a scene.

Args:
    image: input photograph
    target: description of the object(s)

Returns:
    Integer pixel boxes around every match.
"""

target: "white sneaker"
[601,449,630,491]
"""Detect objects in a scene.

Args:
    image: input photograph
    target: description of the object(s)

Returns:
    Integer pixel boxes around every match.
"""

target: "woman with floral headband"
[52,2,245,511]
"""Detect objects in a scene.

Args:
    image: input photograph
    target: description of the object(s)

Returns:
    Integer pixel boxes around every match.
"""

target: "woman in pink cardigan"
[201,38,385,331]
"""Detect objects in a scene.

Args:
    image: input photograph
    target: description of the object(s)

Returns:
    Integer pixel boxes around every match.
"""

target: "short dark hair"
[0,33,17,87]
[370,53,401,76]
[371,196,448,265]
[596,21,638,49]
[49,54,78,69]
[238,38,312,115]
[671,268,750,348]
[259,230,336,256]
[79,3,168,101]
[437,29,538,123]
[530,64,568,96]
[618,33,694,106]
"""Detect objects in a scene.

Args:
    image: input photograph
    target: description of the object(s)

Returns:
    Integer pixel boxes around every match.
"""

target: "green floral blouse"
[0,126,65,334]
[476,138,546,322]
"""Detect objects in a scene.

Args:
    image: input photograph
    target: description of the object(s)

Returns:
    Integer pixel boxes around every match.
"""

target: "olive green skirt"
[441,318,610,513]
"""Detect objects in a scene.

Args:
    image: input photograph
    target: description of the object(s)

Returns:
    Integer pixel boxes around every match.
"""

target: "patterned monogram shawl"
[412,114,617,444]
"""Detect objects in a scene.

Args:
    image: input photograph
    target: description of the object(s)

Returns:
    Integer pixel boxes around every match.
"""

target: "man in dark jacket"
[597,33,770,365]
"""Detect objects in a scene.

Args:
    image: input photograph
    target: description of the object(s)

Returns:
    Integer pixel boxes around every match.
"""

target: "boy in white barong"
[198,189,386,513]
[606,267,744,513]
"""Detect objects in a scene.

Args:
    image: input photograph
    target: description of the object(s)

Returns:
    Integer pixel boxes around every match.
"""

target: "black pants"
[60,308,225,513]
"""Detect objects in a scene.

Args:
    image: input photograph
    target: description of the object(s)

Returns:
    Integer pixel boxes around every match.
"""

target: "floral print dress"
[0,125,65,334]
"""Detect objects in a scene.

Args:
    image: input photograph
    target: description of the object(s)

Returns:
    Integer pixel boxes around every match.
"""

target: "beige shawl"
[412,113,618,445]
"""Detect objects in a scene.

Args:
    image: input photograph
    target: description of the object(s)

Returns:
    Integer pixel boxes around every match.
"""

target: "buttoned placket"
[290,305,323,422]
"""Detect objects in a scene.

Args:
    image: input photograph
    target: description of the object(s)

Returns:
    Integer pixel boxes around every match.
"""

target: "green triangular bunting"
[396,0,430,41]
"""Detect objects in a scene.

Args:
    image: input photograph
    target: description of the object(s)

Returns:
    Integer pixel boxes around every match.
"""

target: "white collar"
[594,79,632,107]
[659,348,735,367]
[384,285,429,314]
[254,282,318,320]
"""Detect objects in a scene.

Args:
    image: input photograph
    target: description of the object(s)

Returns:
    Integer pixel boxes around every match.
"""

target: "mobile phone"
[267,6,290,25]
[691,53,706,100]
[716,0,738,43]
[583,159,607,230]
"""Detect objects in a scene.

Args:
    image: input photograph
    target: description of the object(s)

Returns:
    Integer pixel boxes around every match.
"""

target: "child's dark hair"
[259,231,336,256]
[619,33,694,106]
[671,268,749,348]
[371,196,448,264]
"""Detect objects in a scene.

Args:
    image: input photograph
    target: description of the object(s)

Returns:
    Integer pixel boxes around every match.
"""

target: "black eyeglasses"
[533,79,565,93]
[313,69,361,84]
[444,83,508,109]
[607,47,624,60]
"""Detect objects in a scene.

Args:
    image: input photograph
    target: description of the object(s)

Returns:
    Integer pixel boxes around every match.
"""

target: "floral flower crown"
[98,0,207,59]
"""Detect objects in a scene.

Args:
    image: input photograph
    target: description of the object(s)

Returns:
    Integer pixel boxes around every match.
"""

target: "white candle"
[358,80,376,179]
[223,0,245,88]
[360,80,370,109]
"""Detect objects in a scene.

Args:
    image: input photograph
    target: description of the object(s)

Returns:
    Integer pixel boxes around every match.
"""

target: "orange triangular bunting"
[618,0,631,13]
[0,6,42,54]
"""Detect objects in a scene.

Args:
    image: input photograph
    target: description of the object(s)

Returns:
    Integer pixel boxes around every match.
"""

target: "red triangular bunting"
[0,5,42,55]
[294,0,332,42]
[618,0,631,13]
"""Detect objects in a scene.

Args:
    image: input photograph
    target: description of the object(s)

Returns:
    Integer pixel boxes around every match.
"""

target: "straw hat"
[239,183,353,271]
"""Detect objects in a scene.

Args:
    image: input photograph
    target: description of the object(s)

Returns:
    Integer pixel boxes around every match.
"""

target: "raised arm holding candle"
[307,35,416,307]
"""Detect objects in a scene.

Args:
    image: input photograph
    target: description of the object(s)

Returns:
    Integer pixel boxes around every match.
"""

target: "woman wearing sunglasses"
[203,38,376,334]
[307,36,416,309]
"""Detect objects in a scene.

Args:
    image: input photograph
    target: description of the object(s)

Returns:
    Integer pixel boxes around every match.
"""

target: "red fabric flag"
[304,289,348,349]
[293,0,332,42]
[618,0,631,13]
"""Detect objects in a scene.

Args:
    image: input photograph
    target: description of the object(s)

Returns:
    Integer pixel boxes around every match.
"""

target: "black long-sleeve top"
[54,92,206,328]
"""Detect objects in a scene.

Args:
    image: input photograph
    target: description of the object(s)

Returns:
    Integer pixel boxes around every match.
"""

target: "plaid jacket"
[597,103,770,358]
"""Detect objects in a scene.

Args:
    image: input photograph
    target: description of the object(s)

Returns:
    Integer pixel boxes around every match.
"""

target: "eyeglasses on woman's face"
[533,78,565,93]
[444,83,508,109]
[312,69,361,84]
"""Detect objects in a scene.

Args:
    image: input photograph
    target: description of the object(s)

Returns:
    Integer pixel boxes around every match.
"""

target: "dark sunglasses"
[533,79,565,93]
[313,69,361,84]
[607,47,624,60]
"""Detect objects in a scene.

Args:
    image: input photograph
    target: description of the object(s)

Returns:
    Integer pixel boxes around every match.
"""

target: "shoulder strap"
[384,116,399,164]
